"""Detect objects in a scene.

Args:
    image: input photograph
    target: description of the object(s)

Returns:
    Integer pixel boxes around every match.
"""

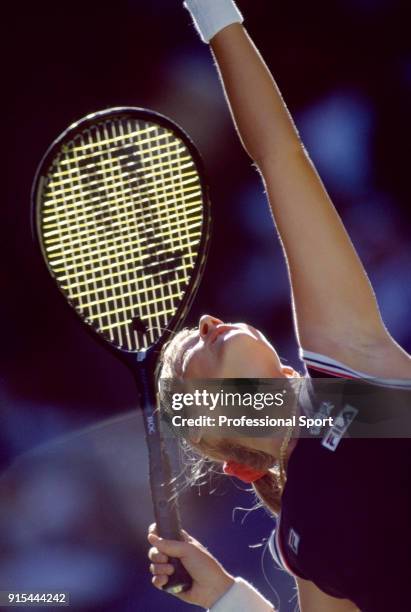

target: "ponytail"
[190,437,284,515]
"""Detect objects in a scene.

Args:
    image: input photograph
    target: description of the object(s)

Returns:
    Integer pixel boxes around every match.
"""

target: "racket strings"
[46,145,193,203]
[40,117,204,351]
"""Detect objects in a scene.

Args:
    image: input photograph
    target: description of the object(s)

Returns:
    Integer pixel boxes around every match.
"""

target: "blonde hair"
[158,328,286,516]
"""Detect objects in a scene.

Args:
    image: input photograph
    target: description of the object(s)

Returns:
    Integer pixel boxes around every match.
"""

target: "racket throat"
[136,349,148,362]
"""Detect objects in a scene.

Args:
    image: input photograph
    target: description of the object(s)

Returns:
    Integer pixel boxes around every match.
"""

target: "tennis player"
[147,2,411,610]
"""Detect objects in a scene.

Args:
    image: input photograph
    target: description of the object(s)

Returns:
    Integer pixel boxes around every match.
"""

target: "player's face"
[175,315,298,458]
[178,314,289,379]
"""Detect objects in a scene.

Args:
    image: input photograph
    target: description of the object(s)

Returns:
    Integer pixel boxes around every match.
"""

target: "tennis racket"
[32,107,211,594]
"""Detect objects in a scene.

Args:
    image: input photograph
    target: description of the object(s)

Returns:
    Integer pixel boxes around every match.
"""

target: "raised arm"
[185,2,411,374]
[210,24,385,349]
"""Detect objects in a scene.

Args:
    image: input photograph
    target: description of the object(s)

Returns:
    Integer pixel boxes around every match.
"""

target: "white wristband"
[184,0,244,43]
[209,577,274,612]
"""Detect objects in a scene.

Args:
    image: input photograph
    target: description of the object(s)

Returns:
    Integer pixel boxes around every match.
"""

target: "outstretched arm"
[210,23,384,350]
[185,2,410,375]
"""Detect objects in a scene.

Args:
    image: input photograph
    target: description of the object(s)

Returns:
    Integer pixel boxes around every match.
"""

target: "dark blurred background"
[1,0,410,610]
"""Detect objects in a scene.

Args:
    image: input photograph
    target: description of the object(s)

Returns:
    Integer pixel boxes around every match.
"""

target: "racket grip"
[136,365,193,593]
[155,500,193,594]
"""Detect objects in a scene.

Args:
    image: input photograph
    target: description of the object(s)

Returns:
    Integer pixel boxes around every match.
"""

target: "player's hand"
[147,523,235,608]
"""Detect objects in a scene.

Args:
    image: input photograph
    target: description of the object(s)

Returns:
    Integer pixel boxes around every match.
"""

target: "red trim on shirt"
[305,364,358,379]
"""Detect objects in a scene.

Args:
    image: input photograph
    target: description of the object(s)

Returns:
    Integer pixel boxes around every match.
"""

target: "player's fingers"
[148,533,189,558]
[148,523,157,535]
[148,547,168,564]
[152,574,168,589]
[150,563,175,576]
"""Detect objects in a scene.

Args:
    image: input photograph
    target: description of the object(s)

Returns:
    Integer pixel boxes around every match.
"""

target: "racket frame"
[31,107,211,362]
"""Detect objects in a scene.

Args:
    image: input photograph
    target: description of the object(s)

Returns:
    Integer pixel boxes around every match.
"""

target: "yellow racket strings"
[41,118,204,351]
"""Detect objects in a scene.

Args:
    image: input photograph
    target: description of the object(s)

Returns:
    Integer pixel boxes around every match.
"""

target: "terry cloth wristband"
[209,577,273,612]
[184,0,244,43]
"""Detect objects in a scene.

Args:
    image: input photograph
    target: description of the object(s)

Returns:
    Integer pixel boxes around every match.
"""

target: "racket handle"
[135,365,193,594]
[154,481,193,594]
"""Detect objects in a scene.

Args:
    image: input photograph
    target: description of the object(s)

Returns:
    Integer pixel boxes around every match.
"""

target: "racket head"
[32,107,211,358]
